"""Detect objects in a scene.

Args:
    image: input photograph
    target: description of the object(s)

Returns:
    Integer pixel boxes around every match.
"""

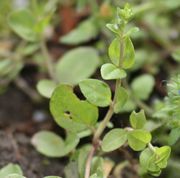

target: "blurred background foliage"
[0,0,179,178]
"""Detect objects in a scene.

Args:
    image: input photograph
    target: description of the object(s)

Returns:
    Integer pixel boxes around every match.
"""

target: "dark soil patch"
[0,86,66,177]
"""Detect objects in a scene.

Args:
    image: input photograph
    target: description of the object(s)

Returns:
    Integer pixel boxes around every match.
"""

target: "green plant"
[31,4,171,178]
[154,75,180,145]
[0,0,100,98]
[0,163,61,178]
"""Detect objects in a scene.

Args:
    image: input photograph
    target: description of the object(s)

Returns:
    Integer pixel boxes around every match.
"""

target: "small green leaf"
[122,37,135,69]
[0,164,23,178]
[119,99,136,112]
[5,174,25,178]
[155,146,171,169]
[114,86,128,113]
[131,74,155,100]
[101,63,126,80]
[127,129,151,151]
[31,131,79,157]
[50,85,98,129]
[79,79,111,107]
[60,18,99,45]
[108,38,120,66]
[44,176,62,178]
[125,27,139,36]
[8,9,37,41]
[168,128,180,145]
[171,48,180,62]
[37,79,57,98]
[102,129,127,152]
[108,37,135,69]
[55,47,100,85]
[130,110,146,129]
[140,148,154,171]
[140,148,161,174]
[106,23,119,34]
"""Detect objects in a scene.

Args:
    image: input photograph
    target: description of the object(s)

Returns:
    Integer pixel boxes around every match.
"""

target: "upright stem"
[93,103,114,142]
[40,39,58,82]
[84,146,96,178]
[84,36,124,178]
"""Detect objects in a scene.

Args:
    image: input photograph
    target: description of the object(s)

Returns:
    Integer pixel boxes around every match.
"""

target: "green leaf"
[50,85,98,130]
[140,148,154,171]
[140,148,161,174]
[44,176,62,178]
[5,174,25,178]
[102,129,127,152]
[108,37,135,69]
[130,110,146,129]
[37,79,57,98]
[31,131,79,157]
[108,38,120,66]
[168,128,180,145]
[90,173,103,178]
[114,86,128,113]
[101,63,126,80]
[60,18,99,45]
[119,99,136,112]
[22,43,39,56]
[155,146,171,169]
[127,129,151,151]
[44,176,61,178]
[78,145,91,178]
[106,23,119,34]
[131,74,155,100]
[79,79,111,107]
[140,146,170,176]
[125,27,139,36]
[91,157,104,176]
[171,48,180,62]
[55,47,100,85]
[55,117,87,133]
[8,9,37,41]
[64,161,79,178]
[122,37,135,69]
[0,164,23,178]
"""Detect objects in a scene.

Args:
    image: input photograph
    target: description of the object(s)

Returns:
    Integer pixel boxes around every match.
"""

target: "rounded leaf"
[31,131,79,157]
[114,86,129,113]
[79,79,112,107]
[101,63,126,80]
[8,9,37,41]
[5,174,25,178]
[122,37,135,69]
[102,129,127,152]
[60,18,98,45]
[127,129,152,151]
[0,164,23,178]
[55,47,100,85]
[50,85,98,129]
[130,110,146,129]
[131,74,155,100]
[37,79,57,98]
[108,38,120,66]
[44,177,62,178]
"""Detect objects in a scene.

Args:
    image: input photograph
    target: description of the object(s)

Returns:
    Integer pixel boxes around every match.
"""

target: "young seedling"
[32,4,171,178]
